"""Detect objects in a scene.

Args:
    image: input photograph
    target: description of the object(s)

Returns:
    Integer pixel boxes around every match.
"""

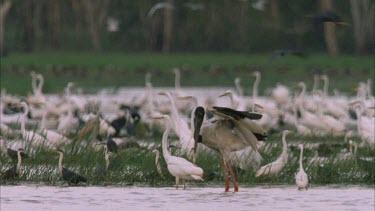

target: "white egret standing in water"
[154,115,203,190]
[295,144,308,190]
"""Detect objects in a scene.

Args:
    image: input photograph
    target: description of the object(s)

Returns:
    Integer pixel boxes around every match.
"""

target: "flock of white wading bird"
[0,69,374,192]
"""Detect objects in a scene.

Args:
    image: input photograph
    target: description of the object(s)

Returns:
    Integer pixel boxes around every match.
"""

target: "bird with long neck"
[16,149,23,174]
[312,75,320,93]
[219,90,247,111]
[321,75,329,97]
[154,115,203,189]
[174,68,181,92]
[252,71,261,101]
[20,102,50,148]
[30,71,38,95]
[255,130,291,177]
[158,92,194,159]
[28,72,46,106]
[104,146,111,171]
[57,150,64,176]
[36,74,44,95]
[235,77,244,97]
[1,148,25,179]
[295,144,308,190]
[350,102,374,146]
[193,106,266,191]
[56,149,87,184]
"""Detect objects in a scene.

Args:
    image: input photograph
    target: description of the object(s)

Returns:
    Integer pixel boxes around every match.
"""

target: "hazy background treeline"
[1,0,373,55]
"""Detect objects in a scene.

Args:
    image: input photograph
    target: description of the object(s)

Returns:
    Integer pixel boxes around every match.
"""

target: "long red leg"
[226,161,238,192]
[220,157,230,192]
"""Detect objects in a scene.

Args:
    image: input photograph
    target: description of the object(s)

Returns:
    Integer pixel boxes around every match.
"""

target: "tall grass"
[1,125,374,186]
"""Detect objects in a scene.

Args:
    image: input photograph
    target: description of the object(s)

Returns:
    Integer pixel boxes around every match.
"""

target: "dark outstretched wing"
[212,106,262,120]
[62,168,87,184]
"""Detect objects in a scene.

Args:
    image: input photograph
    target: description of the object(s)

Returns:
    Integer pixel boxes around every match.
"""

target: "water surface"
[1,185,374,211]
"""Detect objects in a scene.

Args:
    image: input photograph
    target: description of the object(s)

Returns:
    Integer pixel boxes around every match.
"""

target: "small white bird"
[295,144,309,190]
[154,115,203,190]
[255,130,291,177]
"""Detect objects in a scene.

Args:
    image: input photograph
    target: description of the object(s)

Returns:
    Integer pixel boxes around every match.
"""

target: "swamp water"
[1,184,374,211]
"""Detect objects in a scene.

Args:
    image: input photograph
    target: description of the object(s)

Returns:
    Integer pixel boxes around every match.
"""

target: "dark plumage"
[312,10,348,26]
[110,116,127,137]
[212,106,263,120]
[1,148,24,180]
[106,137,118,153]
[56,149,87,185]
[62,167,87,185]
[1,165,18,180]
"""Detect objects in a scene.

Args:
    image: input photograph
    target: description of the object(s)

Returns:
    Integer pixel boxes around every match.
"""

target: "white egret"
[20,102,51,148]
[295,144,308,190]
[155,115,203,189]
[255,130,291,177]
[158,92,194,159]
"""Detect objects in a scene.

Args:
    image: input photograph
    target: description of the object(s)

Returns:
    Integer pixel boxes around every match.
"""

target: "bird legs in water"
[226,161,238,192]
[220,157,230,192]
[175,177,187,190]
[220,157,239,192]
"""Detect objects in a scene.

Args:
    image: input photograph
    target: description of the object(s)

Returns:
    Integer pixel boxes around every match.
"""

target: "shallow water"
[1,185,374,211]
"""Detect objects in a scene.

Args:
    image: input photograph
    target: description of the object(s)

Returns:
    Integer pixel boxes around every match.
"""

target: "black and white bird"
[193,106,267,192]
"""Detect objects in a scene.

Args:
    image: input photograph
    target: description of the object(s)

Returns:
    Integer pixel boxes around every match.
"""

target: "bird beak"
[177,95,193,100]
[151,115,164,120]
[158,92,167,96]
[193,107,205,154]
[348,100,360,106]
[218,92,230,98]
[254,103,264,109]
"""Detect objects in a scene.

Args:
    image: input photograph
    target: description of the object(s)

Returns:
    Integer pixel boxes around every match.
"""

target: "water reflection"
[1,185,374,211]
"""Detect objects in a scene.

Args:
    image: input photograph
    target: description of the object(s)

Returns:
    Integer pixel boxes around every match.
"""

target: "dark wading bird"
[193,106,267,192]
[1,137,29,162]
[267,49,306,63]
[56,149,87,185]
[1,148,24,180]
[309,10,350,27]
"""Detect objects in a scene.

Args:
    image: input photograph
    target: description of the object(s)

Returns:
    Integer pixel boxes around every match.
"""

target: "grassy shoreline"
[1,52,374,95]
[1,129,374,186]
